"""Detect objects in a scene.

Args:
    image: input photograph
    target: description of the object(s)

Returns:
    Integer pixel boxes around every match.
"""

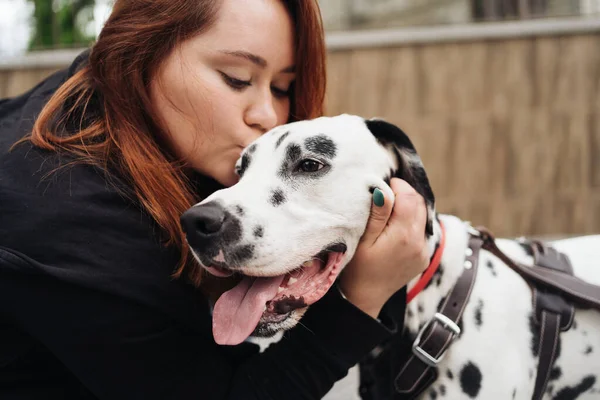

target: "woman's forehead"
[202,0,296,65]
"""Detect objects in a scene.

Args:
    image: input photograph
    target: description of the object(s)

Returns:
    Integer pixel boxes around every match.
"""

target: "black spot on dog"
[440,384,446,396]
[429,389,437,399]
[550,367,562,381]
[512,388,516,399]
[275,131,290,149]
[460,362,482,398]
[253,226,264,238]
[407,309,414,319]
[572,320,578,330]
[584,346,593,355]
[474,299,484,328]
[447,370,454,380]
[434,262,444,286]
[305,134,337,159]
[247,143,258,154]
[286,143,302,163]
[417,303,424,313]
[529,314,541,357]
[235,205,244,216]
[486,260,497,277]
[547,385,554,395]
[529,369,534,379]
[238,153,251,176]
[553,376,596,400]
[270,189,286,207]
[229,244,254,265]
[278,143,302,179]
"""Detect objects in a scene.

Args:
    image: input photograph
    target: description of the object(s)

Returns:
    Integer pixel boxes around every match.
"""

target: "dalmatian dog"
[180,114,600,399]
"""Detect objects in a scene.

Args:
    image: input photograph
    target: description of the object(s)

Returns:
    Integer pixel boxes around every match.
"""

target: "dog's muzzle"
[181,201,348,346]
[181,202,247,276]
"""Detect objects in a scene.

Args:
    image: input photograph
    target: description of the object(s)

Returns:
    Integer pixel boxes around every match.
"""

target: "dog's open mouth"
[210,244,347,345]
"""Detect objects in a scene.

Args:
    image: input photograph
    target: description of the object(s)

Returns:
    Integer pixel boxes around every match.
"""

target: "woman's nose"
[244,92,279,133]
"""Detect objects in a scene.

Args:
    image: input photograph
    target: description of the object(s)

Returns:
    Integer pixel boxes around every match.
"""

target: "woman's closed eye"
[219,71,291,98]
[271,84,291,98]
[219,71,251,91]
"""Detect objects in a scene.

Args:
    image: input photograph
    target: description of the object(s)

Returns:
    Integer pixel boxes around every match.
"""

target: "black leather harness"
[379,226,600,400]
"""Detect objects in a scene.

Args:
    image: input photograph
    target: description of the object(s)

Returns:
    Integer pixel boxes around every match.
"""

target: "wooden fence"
[2,19,599,237]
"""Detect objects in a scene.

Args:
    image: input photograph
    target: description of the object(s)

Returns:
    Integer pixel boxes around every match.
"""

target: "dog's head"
[181,114,435,345]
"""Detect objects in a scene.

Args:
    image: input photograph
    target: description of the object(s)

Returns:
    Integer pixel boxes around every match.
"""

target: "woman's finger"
[359,186,394,247]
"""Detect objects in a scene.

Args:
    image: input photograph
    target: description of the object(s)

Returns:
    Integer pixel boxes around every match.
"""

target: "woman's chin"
[202,167,238,188]
[219,173,239,188]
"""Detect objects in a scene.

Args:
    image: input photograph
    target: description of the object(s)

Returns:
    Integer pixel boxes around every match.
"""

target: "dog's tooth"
[288,277,298,285]
[277,286,285,293]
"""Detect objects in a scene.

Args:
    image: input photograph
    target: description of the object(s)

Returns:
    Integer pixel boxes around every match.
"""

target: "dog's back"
[404,217,600,400]
[536,236,600,399]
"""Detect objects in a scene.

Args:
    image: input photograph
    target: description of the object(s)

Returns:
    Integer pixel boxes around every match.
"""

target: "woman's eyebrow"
[218,50,295,73]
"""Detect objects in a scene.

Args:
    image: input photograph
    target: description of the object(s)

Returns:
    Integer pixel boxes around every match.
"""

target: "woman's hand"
[339,178,429,319]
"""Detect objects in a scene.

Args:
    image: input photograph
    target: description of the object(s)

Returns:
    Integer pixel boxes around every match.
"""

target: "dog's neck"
[403,214,472,337]
[425,215,444,262]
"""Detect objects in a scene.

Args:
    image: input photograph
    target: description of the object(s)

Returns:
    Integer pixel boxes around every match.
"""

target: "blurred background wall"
[1,0,599,238]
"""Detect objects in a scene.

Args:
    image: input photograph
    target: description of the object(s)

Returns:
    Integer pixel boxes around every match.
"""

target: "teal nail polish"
[373,188,384,207]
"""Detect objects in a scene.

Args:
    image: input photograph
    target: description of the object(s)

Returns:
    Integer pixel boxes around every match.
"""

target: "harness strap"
[532,311,561,400]
[393,234,481,398]
[527,240,575,399]
[476,227,600,309]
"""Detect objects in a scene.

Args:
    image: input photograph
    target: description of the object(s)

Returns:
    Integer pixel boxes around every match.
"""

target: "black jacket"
[0,51,407,400]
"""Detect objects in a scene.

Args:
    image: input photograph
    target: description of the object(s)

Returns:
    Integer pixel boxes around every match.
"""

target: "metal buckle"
[412,313,461,367]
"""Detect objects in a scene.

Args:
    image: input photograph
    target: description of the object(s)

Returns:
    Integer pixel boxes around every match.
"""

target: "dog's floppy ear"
[365,118,435,236]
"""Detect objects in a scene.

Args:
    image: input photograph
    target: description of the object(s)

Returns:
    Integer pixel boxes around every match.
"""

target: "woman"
[0,0,428,399]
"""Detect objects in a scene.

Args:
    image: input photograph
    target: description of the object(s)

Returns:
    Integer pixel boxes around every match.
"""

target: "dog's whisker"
[296,320,314,335]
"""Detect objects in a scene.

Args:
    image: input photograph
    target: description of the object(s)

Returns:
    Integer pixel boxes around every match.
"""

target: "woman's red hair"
[26,0,327,285]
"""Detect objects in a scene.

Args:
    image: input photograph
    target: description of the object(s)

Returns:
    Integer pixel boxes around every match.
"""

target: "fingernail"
[373,188,384,207]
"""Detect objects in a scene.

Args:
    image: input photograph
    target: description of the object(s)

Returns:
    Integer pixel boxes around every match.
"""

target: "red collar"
[406,220,446,304]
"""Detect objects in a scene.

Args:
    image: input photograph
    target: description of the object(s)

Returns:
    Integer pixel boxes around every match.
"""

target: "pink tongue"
[212,275,285,345]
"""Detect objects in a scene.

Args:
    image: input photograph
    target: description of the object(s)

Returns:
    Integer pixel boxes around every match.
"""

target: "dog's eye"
[297,159,324,173]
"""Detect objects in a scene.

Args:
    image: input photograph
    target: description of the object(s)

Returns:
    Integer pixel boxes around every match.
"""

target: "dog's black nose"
[181,202,227,245]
